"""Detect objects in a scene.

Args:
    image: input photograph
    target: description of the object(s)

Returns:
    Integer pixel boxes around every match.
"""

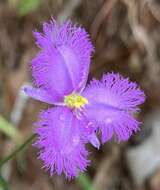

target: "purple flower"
[23,19,145,178]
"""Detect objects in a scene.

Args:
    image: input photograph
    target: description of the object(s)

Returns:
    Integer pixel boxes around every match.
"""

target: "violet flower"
[23,19,145,178]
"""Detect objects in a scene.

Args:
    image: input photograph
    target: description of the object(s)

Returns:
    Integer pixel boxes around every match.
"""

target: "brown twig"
[90,0,117,39]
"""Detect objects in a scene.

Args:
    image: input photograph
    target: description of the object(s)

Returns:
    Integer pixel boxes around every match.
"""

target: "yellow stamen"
[64,93,88,109]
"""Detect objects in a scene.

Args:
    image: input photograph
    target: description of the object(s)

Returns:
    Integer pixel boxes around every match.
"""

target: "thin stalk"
[0,134,36,168]
[0,173,10,190]
[77,173,95,190]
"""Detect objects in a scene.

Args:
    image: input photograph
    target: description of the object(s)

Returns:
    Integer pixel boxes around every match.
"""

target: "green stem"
[77,173,95,190]
[0,134,36,168]
[0,173,10,190]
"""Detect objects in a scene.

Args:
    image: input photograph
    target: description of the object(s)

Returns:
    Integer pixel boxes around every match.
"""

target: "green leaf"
[77,173,95,190]
[0,174,9,190]
[18,0,42,16]
[0,116,21,143]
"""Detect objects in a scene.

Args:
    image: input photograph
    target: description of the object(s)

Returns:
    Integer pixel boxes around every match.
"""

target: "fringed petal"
[34,107,89,178]
[82,73,145,142]
[32,19,94,98]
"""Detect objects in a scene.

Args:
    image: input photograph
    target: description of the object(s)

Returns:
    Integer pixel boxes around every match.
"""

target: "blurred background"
[0,0,160,189]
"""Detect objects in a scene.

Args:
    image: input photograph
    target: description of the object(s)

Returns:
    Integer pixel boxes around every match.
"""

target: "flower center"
[64,93,88,109]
